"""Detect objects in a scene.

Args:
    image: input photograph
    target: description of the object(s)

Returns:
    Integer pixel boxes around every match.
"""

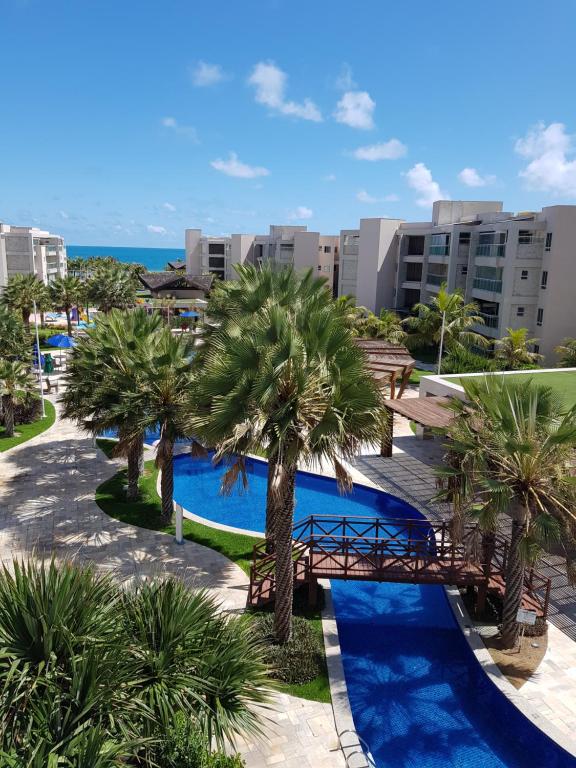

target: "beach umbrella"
[46,334,76,348]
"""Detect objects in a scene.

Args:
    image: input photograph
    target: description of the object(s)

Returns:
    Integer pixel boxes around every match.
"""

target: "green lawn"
[447,370,576,408]
[95,457,331,703]
[409,368,433,387]
[0,400,56,452]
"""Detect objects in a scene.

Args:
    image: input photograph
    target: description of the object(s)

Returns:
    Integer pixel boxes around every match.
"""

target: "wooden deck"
[248,514,551,618]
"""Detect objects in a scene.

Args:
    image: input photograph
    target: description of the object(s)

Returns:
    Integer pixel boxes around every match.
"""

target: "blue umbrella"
[47,334,76,348]
[180,311,199,318]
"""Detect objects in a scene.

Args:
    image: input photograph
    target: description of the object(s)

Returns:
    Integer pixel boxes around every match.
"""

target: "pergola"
[380,395,454,457]
[355,339,416,400]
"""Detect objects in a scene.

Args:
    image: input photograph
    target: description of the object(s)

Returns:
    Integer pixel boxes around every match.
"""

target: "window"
[545,233,553,251]
[541,270,548,289]
[537,308,544,326]
[208,256,225,268]
[317,265,321,270]
[533,344,540,354]
[459,232,471,245]
[208,243,225,255]
[521,270,528,280]
[460,265,468,276]
[324,246,331,253]
[407,235,425,256]
[429,233,450,256]
[517,306,525,317]
[518,230,534,245]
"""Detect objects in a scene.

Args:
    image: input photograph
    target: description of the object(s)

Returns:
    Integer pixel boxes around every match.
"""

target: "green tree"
[0,359,36,437]
[0,307,27,360]
[87,262,137,313]
[352,307,407,344]
[0,559,268,765]
[403,284,488,366]
[494,327,543,370]
[49,275,85,336]
[555,338,576,368]
[194,266,382,643]
[62,309,163,500]
[2,274,48,330]
[438,377,576,647]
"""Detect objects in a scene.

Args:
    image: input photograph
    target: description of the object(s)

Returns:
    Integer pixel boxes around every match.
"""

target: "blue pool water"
[173,454,576,768]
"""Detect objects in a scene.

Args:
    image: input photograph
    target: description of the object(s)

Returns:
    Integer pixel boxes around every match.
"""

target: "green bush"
[252,613,323,684]
[441,347,501,375]
[13,392,41,425]
[156,716,245,768]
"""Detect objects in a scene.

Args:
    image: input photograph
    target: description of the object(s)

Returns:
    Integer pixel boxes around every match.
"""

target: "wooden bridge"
[248,514,552,618]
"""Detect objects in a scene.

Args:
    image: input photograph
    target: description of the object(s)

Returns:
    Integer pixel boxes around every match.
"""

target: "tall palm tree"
[194,266,382,643]
[494,327,543,370]
[0,359,36,437]
[126,328,196,524]
[439,377,576,647]
[0,308,27,361]
[86,263,137,313]
[62,309,163,500]
[555,338,576,368]
[49,275,85,336]
[403,284,488,364]
[2,274,48,330]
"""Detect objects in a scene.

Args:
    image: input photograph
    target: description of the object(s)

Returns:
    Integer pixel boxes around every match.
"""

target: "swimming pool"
[173,453,576,768]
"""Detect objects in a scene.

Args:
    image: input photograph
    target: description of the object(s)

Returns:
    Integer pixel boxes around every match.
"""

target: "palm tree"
[0,559,270,764]
[555,338,576,368]
[194,266,382,643]
[439,377,576,648]
[49,275,85,336]
[126,328,196,524]
[494,327,543,370]
[0,359,36,437]
[62,309,163,500]
[0,308,27,361]
[353,307,407,343]
[2,274,48,330]
[86,263,137,313]
[403,284,488,365]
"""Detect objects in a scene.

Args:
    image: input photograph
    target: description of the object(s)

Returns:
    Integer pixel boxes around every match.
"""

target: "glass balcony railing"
[473,278,502,293]
[478,313,500,328]
[476,244,506,258]
[426,273,446,286]
[428,245,450,256]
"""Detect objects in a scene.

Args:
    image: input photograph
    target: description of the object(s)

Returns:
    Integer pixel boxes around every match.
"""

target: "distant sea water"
[67,245,185,272]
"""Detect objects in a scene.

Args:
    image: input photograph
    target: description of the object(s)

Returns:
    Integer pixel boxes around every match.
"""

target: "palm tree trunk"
[265,455,278,552]
[22,308,30,331]
[159,439,175,525]
[273,462,296,644]
[137,439,145,476]
[126,437,141,501]
[2,395,14,438]
[66,308,72,337]
[501,517,526,648]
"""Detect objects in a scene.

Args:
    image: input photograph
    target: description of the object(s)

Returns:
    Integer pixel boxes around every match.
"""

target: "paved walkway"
[0,401,344,768]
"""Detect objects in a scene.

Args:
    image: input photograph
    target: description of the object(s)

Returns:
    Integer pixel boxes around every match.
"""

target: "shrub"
[156,716,245,768]
[251,613,323,684]
[13,392,41,425]
[441,347,501,375]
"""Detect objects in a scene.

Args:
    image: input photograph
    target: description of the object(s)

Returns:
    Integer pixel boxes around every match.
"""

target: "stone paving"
[0,400,345,768]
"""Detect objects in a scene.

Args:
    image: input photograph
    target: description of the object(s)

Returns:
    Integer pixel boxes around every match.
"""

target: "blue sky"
[2,0,576,247]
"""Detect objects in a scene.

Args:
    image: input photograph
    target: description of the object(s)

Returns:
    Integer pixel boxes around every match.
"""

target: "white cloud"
[288,206,313,220]
[147,225,167,234]
[352,139,407,161]
[248,61,322,122]
[334,91,375,130]
[335,63,356,91]
[458,167,496,187]
[406,163,448,207]
[59,210,69,219]
[190,61,226,87]
[161,116,199,142]
[163,202,176,211]
[210,152,270,179]
[356,190,399,204]
[515,122,576,196]
[324,173,337,182]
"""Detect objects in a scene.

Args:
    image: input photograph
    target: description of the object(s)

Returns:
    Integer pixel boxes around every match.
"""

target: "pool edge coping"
[445,585,576,759]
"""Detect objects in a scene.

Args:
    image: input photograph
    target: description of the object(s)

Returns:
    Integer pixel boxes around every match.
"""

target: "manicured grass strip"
[408,368,433,387]
[0,400,56,452]
[95,459,331,702]
[451,370,576,408]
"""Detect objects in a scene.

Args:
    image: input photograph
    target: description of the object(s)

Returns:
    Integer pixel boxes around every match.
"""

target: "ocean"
[67,245,185,272]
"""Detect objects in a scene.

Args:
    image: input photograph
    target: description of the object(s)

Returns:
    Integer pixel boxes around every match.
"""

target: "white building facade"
[0,223,67,290]
[185,225,339,293]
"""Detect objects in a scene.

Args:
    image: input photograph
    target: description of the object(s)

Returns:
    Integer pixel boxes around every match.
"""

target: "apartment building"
[338,201,576,362]
[185,225,339,293]
[0,223,67,290]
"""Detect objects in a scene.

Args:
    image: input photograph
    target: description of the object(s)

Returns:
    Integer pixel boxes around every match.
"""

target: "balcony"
[428,245,450,257]
[478,313,500,328]
[473,277,502,293]
[426,273,446,287]
[476,244,506,258]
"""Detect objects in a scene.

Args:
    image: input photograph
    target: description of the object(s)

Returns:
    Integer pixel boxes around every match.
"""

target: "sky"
[2,0,576,247]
